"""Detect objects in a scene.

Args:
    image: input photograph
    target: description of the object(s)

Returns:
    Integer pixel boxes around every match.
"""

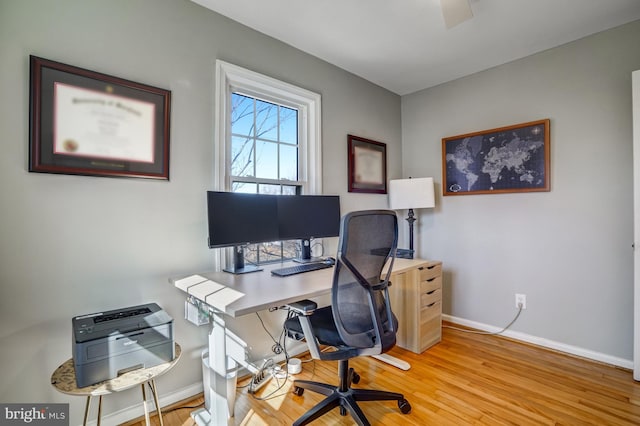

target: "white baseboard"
[443,314,633,370]
[95,341,310,426]
[94,382,203,426]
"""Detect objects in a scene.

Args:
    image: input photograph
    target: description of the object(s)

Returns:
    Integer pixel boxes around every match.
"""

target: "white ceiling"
[192,0,640,95]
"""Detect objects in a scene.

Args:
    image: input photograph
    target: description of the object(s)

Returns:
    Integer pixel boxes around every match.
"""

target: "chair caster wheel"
[340,406,347,416]
[352,372,360,384]
[293,386,304,396]
[348,367,360,384]
[398,398,411,414]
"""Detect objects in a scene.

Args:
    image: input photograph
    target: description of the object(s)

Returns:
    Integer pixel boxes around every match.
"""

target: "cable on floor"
[248,306,335,401]
[160,400,205,414]
[443,304,523,336]
[246,311,295,400]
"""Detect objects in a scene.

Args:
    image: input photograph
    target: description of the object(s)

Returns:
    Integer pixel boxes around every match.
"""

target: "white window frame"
[214,60,322,194]
[213,61,322,268]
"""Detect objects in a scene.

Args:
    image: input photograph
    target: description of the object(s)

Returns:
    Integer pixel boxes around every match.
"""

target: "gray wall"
[3,0,639,422]
[402,20,640,361]
[0,0,401,423]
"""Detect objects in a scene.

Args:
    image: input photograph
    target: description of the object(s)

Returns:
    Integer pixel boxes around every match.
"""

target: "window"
[214,61,322,265]
[229,93,300,195]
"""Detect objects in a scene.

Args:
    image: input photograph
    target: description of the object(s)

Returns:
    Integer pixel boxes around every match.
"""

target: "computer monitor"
[277,195,341,263]
[206,191,279,274]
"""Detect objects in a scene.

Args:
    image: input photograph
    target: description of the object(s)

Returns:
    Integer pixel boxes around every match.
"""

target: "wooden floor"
[124,324,640,425]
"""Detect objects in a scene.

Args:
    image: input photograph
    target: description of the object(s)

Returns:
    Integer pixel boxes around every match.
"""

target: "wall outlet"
[515,293,527,309]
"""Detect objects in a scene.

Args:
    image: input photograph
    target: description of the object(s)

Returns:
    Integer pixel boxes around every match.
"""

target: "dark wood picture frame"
[347,134,387,194]
[29,55,171,180]
[442,119,550,196]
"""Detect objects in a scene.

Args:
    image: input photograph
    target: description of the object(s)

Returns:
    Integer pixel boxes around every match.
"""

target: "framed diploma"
[347,134,387,194]
[29,56,171,180]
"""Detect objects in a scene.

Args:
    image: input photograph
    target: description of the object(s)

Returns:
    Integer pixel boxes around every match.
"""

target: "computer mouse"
[324,257,335,265]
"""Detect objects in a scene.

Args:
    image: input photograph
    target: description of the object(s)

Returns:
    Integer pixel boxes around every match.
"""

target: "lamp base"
[396,248,414,259]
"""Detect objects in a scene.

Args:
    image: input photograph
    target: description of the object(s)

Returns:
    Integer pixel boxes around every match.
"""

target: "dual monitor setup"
[206,191,341,274]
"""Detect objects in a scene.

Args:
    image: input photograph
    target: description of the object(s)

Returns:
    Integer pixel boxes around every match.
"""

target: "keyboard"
[271,262,333,277]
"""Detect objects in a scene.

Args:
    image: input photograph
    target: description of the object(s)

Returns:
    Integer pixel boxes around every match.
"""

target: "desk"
[51,343,181,426]
[171,258,427,425]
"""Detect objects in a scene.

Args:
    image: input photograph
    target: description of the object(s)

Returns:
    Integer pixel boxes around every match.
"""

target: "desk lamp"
[388,177,435,259]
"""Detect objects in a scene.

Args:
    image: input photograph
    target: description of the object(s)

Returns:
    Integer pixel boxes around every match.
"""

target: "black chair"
[284,209,411,426]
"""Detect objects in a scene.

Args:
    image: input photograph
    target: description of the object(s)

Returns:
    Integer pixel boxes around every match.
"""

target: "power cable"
[443,304,523,336]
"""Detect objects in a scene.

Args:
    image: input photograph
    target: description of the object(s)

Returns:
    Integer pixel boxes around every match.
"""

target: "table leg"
[149,379,164,426]
[83,396,91,426]
[97,395,102,426]
[141,383,151,425]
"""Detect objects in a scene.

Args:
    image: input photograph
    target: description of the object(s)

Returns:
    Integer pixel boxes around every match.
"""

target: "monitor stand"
[292,239,322,264]
[223,246,262,274]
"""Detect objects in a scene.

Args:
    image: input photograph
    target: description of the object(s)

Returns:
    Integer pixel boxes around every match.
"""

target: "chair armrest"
[370,281,389,291]
[285,302,323,360]
[286,299,318,315]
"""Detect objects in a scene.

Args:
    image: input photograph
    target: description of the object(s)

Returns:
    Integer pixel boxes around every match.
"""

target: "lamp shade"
[388,177,435,210]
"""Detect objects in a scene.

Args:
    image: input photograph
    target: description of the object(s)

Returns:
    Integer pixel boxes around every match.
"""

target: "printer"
[72,303,174,387]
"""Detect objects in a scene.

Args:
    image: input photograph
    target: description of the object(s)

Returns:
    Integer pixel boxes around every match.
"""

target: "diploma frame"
[29,56,171,180]
[347,134,387,194]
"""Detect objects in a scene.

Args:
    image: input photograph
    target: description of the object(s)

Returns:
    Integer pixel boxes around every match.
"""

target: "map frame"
[441,119,550,196]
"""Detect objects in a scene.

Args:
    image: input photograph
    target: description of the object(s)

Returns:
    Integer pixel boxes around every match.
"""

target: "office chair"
[285,210,411,426]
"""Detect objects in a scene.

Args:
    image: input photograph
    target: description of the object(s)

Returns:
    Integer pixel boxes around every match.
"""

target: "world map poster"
[442,119,550,196]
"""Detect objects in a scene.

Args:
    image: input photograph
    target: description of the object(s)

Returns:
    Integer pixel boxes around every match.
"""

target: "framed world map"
[442,119,550,196]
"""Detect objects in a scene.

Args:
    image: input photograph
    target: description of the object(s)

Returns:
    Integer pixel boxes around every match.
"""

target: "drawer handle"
[426,302,436,308]
[426,290,436,295]
[426,277,436,282]
[418,265,437,271]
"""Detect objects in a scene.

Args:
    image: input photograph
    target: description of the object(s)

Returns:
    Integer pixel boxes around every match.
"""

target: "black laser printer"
[72,303,175,387]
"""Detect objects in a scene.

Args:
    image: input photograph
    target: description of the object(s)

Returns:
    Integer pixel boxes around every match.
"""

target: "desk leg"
[197,312,236,426]
[371,354,411,370]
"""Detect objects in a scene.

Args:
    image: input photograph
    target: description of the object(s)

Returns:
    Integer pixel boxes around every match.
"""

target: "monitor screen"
[206,191,279,248]
[277,195,341,241]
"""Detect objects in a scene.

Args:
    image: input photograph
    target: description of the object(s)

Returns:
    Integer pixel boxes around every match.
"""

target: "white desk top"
[171,262,334,317]
[171,258,432,318]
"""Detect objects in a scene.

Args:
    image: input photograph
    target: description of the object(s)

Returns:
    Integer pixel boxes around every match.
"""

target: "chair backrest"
[331,210,398,353]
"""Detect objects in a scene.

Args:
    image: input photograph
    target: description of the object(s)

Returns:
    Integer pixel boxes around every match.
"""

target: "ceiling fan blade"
[440,0,473,29]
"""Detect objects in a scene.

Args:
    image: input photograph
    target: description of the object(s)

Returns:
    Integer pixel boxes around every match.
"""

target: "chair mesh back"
[332,210,398,350]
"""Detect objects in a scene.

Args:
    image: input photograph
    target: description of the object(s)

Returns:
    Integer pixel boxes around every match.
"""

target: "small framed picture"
[347,135,387,194]
[442,119,550,196]
[29,56,171,180]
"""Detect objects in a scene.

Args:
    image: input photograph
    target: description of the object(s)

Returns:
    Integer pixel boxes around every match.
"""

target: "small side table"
[51,342,181,426]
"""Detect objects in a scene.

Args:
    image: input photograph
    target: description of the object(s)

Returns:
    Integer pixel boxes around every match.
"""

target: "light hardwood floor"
[124,323,640,425]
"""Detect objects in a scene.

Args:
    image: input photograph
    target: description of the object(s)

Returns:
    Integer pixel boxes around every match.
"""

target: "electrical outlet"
[515,294,527,309]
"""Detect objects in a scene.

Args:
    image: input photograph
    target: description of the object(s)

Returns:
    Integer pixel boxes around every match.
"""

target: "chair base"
[291,360,410,426]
